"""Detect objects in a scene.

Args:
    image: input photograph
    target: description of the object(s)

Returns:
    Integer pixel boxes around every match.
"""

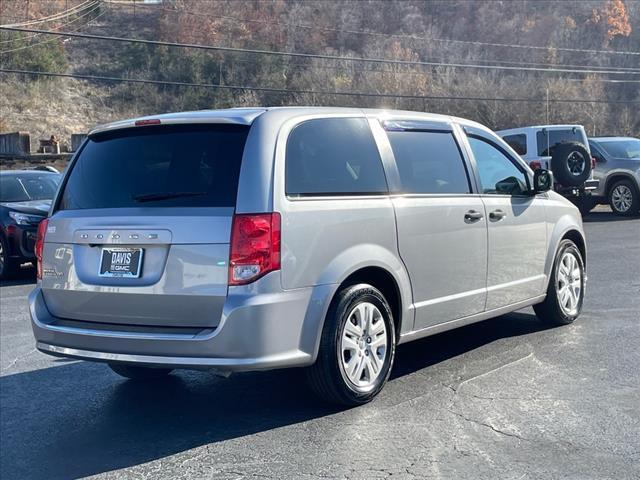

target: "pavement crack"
[1,348,36,374]
[448,409,529,442]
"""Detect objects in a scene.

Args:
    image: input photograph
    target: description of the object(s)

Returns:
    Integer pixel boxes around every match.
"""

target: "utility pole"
[546,88,550,124]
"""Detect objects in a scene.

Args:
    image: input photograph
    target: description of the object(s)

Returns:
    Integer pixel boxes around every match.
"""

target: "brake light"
[229,213,281,285]
[591,157,596,169]
[134,119,161,126]
[529,160,542,170]
[35,218,48,280]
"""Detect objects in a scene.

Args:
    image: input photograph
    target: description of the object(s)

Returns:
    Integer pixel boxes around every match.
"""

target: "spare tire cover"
[551,142,591,187]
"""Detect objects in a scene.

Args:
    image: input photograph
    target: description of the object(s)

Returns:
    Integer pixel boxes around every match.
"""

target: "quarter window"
[501,134,527,156]
[386,130,471,194]
[285,118,388,196]
[468,137,529,195]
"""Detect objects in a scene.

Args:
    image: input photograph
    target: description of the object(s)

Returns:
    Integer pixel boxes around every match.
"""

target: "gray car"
[588,137,640,216]
[30,107,586,405]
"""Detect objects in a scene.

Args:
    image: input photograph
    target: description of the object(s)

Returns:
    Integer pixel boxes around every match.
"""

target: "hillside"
[1,0,638,149]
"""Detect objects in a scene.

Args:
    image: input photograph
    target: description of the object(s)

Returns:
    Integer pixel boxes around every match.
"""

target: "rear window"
[537,128,584,156]
[502,134,527,156]
[285,118,388,196]
[386,131,471,194]
[58,124,249,210]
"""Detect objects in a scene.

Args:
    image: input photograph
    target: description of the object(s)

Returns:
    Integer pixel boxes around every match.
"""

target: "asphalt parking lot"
[1,207,639,480]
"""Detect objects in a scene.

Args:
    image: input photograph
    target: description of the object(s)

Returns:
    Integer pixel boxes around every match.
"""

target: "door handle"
[464,210,484,223]
[489,209,507,221]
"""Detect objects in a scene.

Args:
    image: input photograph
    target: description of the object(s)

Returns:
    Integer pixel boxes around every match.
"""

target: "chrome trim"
[36,342,312,371]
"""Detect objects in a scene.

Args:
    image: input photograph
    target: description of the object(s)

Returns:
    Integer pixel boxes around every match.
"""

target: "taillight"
[591,157,596,169]
[229,213,281,285]
[529,160,542,170]
[35,218,49,280]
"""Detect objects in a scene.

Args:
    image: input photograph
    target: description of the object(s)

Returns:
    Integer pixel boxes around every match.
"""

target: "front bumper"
[30,275,336,372]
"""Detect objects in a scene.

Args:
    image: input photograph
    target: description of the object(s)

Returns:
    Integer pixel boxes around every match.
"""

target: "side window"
[386,130,471,194]
[285,118,388,196]
[468,137,529,195]
[502,134,527,156]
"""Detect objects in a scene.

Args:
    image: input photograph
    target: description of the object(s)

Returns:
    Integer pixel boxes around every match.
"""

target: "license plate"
[99,247,143,278]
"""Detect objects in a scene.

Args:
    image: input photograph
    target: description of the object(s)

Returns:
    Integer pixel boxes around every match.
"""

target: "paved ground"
[1,207,639,480]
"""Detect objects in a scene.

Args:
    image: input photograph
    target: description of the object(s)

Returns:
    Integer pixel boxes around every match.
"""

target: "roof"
[89,106,491,136]
[590,136,638,141]
[496,125,585,135]
[0,169,60,176]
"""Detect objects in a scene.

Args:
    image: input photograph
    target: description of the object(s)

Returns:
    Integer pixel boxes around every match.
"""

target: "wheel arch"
[605,172,639,197]
[544,220,587,290]
[299,245,413,363]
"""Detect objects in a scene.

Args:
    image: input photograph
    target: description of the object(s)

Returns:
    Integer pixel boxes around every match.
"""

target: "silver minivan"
[30,107,586,405]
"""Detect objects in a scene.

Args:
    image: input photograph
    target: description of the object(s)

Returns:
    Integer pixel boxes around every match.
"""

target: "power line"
[0,3,104,51]
[1,26,638,77]
[0,1,101,44]
[123,1,640,57]
[2,68,638,104]
[0,0,98,28]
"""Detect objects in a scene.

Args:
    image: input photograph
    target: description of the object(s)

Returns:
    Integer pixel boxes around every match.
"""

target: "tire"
[109,363,173,380]
[0,234,19,281]
[306,284,396,406]
[534,239,585,326]
[569,196,595,216]
[550,142,591,187]
[608,179,640,216]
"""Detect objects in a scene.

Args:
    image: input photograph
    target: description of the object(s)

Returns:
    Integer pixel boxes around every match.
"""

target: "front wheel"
[109,363,173,380]
[0,234,18,281]
[306,284,396,406]
[608,179,639,216]
[534,239,585,326]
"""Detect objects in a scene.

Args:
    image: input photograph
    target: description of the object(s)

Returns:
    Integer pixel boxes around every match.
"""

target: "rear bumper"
[583,179,599,191]
[30,274,336,372]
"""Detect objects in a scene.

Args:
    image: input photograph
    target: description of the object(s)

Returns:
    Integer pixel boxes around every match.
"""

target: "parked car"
[0,170,61,279]
[30,108,586,405]
[497,125,598,214]
[588,136,640,216]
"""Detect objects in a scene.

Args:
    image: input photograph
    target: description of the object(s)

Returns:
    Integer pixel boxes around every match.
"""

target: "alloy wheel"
[567,151,586,176]
[556,251,582,316]
[611,185,633,213]
[339,302,388,390]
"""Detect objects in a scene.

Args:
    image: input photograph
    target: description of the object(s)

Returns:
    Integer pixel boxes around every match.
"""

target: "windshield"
[596,139,640,159]
[536,128,585,156]
[58,124,249,210]
[0,174,61,202]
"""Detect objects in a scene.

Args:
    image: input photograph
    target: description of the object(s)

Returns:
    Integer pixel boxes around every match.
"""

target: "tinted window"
[59,124,249,210]
[502,134,527,155]
[537,129,583,156]
[386,131,470,194]
[0,174,60,202]
[285,118,387,195]
[468,137,528,195]
[595,139,640,159]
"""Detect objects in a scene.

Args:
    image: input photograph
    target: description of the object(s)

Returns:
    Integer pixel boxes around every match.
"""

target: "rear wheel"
[109,363,173,380]
[569,196,595,216]
[534,239,585,326]
[608,179,639,216]
[306,284,396,406]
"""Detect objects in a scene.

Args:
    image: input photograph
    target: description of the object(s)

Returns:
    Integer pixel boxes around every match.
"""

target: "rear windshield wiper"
[132,191,207,203]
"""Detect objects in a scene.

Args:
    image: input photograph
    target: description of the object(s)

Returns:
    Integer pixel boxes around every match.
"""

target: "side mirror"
[533,169,553,193]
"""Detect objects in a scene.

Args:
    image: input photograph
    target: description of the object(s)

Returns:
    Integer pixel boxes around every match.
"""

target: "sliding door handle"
[464,210,484,223]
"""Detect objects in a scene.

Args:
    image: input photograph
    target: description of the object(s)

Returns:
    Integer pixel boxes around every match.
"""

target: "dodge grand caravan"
[30,107,586,405]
